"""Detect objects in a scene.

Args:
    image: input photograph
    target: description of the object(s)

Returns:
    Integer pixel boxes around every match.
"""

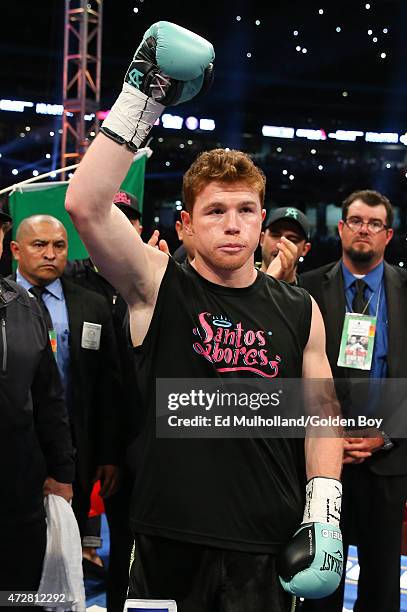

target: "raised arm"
[66,135,167,307]
[66,21,214,307]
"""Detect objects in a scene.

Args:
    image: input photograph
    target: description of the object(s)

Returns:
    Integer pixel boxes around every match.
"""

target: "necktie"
[29,285,54,330]
[351,279,370,380]
[352,279,368,314]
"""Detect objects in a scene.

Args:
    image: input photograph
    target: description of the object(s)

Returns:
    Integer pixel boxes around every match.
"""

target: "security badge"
[81,322,102,350]
[337,313,376,371]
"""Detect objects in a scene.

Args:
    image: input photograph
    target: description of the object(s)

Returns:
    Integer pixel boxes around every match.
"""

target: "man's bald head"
[11,215,68,287]
[16,215,67,242]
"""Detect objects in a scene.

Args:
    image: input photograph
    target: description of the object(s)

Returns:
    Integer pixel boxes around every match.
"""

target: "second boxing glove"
[277,477,343,599]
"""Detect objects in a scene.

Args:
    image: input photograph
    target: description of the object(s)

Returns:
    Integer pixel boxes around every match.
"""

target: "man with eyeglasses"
[301,189,407,612]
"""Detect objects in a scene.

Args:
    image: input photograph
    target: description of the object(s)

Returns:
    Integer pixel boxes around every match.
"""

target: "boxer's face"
[182,181,265,272]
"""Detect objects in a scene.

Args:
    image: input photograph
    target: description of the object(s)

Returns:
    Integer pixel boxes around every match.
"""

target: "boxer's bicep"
[71,201,167,306]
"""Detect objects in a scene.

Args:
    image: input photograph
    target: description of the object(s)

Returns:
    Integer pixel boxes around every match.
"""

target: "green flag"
[9,153,147,261]
[120,153,147,214]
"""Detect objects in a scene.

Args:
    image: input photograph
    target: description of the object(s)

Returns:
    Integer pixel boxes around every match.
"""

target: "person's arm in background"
[32,339,75,502]
[265,236,299,283]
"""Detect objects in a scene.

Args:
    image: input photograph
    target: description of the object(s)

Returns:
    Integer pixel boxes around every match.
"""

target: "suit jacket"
[11,273,122,489]
[63,260,144,446]
[300,260,407,476]
[61,278,122,488]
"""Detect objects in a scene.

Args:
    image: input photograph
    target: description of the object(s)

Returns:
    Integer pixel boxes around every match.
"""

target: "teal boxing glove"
[101,21,214,151]
[127,21,214,105]
[277,477,343,599]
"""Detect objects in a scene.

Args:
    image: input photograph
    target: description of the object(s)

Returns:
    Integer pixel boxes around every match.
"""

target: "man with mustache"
[301,189,407,612]
[0,208,74,596]
[10,215,122,551]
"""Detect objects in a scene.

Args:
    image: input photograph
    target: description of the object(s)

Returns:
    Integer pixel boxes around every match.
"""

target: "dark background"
[1,0,407,269]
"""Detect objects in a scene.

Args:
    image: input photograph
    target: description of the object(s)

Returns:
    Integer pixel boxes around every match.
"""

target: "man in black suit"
[10,214,121,539]
[0,209,75,594]
[301,189,407,612]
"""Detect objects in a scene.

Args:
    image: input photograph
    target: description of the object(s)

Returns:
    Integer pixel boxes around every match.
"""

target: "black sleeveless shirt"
[131,258,312,553]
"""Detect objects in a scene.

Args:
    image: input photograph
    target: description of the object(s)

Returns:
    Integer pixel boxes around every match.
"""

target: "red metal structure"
[61,0,103,178]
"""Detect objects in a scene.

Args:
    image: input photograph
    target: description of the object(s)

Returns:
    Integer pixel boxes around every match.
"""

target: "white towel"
[36,494,86,611]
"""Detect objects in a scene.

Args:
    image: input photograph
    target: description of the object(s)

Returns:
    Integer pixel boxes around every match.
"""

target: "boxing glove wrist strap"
[101,83,164,151]
[302,477,342,527]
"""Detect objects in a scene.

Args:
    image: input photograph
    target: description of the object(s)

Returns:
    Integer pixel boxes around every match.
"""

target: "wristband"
[303,477,342,527]
[101,84,164,151]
